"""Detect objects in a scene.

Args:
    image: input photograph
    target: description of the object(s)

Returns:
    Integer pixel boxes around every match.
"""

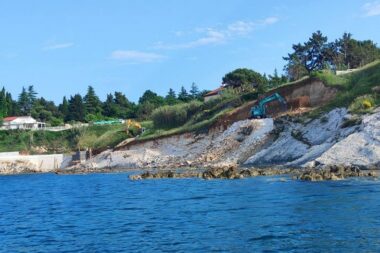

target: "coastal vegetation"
[0,31,379,153]
[0,124,131,153]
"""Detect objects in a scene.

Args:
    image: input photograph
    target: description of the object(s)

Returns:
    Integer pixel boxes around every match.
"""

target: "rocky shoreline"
[57,107,380,176]
[129,164,378,181]
[2,107,380,179]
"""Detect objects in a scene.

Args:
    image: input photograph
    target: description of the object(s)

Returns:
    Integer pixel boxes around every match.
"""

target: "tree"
[6,92,17,116]
[137,90,164,119]
[59,96,69,121]
[28,85,37,104]
[286,31,334,74]
[189,82,200,99]
[136,102,156,120]
[102,93,116,118]
[138,90,164,106]
[83,86,102,116]
[31,97,53,122]
[283,52,308,81]
[268,69,287,88]
[165,88,177,105]
[67,94,86,122]
[17,85,38,115]
[283,31,380,80]
[222,68,267,92]
[18,87,31,115]
[0,87,7,117]
[178,86,191,102]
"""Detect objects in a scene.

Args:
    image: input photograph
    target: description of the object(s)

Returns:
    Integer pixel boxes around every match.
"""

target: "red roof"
[3,116,18,122]
[204,87,224,97]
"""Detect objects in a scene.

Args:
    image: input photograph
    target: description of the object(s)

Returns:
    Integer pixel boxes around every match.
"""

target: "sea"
[0,173,379,252]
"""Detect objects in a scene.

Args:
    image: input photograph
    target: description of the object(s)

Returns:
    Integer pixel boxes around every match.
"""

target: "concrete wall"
[0,153,72,172]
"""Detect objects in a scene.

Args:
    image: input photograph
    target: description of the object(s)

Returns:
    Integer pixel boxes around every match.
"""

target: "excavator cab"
[251,105,266,119]
[250,92,287,119]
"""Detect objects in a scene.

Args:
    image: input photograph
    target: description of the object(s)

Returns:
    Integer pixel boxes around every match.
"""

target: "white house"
[1,116,46,130]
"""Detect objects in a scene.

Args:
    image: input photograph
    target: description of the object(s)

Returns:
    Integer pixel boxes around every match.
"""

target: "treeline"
[284,31,380,80]
[220,31,380,90]
[1,31,378,126]
[0,83,207,126]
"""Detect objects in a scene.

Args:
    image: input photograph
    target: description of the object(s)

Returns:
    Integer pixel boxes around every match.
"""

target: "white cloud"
[362,1,380,16]
[43,42,74,50]
[154,16,279,50]
[227,21,255,35]
[261,16,279,25]
[154,30,226,49]
[110,50,165,63]
[183,30,226,48]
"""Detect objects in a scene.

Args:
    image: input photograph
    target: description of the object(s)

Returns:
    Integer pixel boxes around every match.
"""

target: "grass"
[306,60,380,117]
[0,124,132,154]
[311,70,349,87]
[76,124,130,150]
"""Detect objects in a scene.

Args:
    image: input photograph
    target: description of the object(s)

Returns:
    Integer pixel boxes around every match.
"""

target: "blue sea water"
[0,173,380,253]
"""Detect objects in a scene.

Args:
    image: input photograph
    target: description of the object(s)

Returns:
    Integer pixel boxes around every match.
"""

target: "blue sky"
[0,0,379,104]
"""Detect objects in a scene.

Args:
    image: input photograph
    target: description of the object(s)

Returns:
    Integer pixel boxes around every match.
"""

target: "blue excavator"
[250,92,287,119]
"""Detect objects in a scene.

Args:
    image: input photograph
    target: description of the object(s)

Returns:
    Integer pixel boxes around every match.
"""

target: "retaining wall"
[0,153,72,172]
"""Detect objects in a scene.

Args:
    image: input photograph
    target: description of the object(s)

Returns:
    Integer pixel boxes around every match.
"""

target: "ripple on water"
[0,173,380,252]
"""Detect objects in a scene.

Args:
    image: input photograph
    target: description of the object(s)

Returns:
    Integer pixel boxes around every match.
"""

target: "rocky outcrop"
[244,108,359,167]
[129,165,293,180]
[129,164,378,181]
[315,108,380,167]
[295,165,378,181]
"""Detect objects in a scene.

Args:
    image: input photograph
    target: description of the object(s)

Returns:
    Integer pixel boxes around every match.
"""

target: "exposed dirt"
[118,79,337,152]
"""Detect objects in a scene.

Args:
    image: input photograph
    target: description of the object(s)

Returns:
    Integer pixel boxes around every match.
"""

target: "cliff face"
[75,119,275,171]
[315,108,380,167]
[71,107,380,172]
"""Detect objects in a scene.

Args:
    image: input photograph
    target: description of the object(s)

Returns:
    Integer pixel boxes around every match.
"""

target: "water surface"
[0,173,379,252]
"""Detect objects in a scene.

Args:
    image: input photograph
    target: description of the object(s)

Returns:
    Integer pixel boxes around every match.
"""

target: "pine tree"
[103,93,116,117]
[5,92,16,116]
[0,87,6,117]
[165,88,177,105]
[113,92,136,119]
[268,69,280,88]
[83,86,102,116]
[18,87,30,115]
[59,96,69,121]
[189,82,200,99]
[27,85,37,104]
[67,94,86,122]
[178,86,190,102]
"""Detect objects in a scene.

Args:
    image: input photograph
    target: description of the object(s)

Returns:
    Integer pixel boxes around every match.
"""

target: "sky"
[0,0,379,104]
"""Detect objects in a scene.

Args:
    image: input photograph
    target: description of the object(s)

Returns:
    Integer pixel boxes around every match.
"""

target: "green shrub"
[349,95,375,113]
[50,117,64,127]
[241,91,258,102]
[184,100,203,117]
[151,105,187,129]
